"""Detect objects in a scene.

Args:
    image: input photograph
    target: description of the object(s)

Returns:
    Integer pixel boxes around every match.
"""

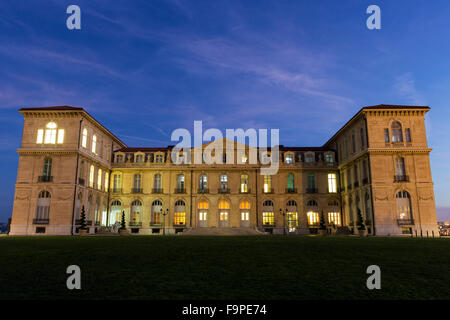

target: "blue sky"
[0,0,449,222]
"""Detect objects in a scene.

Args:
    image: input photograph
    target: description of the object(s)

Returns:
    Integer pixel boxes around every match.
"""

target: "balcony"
[262,188,274,194]
[218,187,230,194]
[262,223,275,227]
[362,177,369,185]
[112,188,122,194]
[129,222,142,227]
[239,188,251,194]
[38,176,53,183]
[150,222,162,226]
[173,223,186,227]
[397,219,414,226]
[286,188,297,194]
[174,188,186,194]
[33,218,49,225]
[394,175,409,182]
[152,188,163,194]
[198,188,209,194]
[306,188,318,194]
[78,177,85,186]
[131,188,143,194]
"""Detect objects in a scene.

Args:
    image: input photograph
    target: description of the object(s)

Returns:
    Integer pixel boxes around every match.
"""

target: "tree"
[120,210,126,230]
[79,205,87,230]
[319,210,326,230]
[357,208,366,230]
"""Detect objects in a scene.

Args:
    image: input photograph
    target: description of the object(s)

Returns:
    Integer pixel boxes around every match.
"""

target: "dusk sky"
[0,0,449,222]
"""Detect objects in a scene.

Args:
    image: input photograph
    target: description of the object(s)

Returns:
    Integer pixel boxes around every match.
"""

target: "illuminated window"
[286,200,298,231]
[328,212,341,226]
[285,154,293,164]
[82,128,88,148]
[240,200,250,221]
[219,200,230,209]
[89,165,95,188]
[174,200,186,225]
[240,174,248,193]
[198,200,208,222]
[104,172,109,192]
[97,169,102,190]
[262,200,274,226]
[151,200,162,224]
[44,122,57,144]
[396,191,412,220]
[241,154,248,163]
[131,200,142,224]
[328,173,337,193]
[92,135,97,153]
[57,129,64,144]
[36,129,44,143]
[263,175,272,193]
[110,200,121,225]
[263,212,274,226]
[307,211,319,225]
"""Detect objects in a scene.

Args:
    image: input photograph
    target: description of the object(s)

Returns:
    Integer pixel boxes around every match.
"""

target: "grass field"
[0,235,449,300]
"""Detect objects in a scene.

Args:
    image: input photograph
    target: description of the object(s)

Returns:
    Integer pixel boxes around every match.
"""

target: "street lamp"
[161,208,169,236]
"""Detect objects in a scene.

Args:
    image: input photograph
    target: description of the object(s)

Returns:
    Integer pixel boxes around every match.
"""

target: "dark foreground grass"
[0,235,449,300]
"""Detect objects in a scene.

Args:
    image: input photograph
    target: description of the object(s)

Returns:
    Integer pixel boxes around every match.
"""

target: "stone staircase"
[181,227,266,236]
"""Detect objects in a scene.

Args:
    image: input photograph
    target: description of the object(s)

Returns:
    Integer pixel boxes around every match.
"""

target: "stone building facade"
[9,105,439,236]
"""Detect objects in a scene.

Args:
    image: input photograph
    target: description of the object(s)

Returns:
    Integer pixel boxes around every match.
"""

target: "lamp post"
[162,208,169,236]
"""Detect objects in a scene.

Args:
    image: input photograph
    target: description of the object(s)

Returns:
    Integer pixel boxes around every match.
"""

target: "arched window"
[174,200,186,225]
[218,200,230,209]
[82,128,88,148]
[218,200,230,226]
[131,200,142,224]
[35,190,51,223]
[287,174,295,192]
[92,135,97,153]
[396,191,412,220]
[286,200,298,231]
[153,174,162,192]
[151,200,163,225]
[328,199,340,226]
[199,174,207,191]
[306,200,319,226]
[239,200,251,210]
[110,200,122,225]
[198,200,209,225]
[262,200,274,226]
[44,122,57,144]
[391,121,403,142]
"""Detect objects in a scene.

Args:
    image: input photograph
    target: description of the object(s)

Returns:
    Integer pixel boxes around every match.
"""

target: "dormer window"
[325,153,334,163]
[36,122,64,144]
[155,154,164,163]
[305,153,314,163]
[116,155,123,163]
[285,154,293,164]
[136,154,144,163]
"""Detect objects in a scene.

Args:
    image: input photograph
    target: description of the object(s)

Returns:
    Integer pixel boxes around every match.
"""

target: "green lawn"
[0,235,449,300]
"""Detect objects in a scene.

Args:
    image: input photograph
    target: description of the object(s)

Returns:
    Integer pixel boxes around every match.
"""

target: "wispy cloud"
[394,72,425,105]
